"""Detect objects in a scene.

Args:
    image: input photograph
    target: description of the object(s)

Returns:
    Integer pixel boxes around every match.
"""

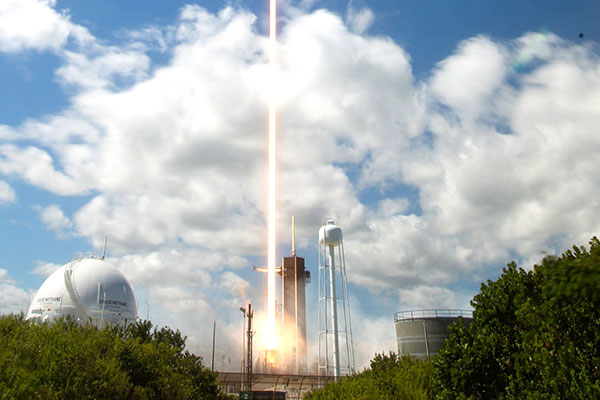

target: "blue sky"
[1,0,599,369]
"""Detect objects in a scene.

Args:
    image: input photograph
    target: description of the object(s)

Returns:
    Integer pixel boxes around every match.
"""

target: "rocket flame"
[266,0,277,351]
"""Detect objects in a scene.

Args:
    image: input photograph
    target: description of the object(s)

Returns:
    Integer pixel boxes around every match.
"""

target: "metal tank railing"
[394,309,473,323]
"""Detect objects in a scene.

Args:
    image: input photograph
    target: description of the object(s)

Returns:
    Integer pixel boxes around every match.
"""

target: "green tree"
[509,241,600,398]
[433,237,600,399]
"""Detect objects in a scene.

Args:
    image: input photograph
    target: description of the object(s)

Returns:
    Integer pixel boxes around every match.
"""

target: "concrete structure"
[394,309,473,360]
[318,220,355,379]
[27,257,137,326]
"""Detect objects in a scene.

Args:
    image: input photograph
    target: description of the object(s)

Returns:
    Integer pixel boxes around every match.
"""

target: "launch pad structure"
[279,217,311,374]
[254,216,310,375]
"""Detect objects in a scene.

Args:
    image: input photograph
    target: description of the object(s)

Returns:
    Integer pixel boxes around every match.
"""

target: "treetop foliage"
[433,237,600,399]
[0,315,232,400]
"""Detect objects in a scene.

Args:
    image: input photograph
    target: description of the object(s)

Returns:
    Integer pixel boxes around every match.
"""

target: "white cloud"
[0,268,15,284]
[397,286,458,310]
[0,0,91,53]
[0,124,18,140]
[121,25,175,53]
[399,33,600,273]
[0,269,30,315]
[149,286,211,314]
[344,214,471,293]
[39,204,72,231]
[0,6,420,261]
[56,49,150,90]
[346,5,374,34]
[32,261,61,277]
[428,35,509,120]
[110,249,232,288]
[0,180,16,204]
[0,145,87,195]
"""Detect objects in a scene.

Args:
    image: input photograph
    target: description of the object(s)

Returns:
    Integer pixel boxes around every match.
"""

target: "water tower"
[318,220,355,379]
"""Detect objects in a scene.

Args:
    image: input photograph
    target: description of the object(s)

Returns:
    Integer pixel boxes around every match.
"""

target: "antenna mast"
[101,237,108,260]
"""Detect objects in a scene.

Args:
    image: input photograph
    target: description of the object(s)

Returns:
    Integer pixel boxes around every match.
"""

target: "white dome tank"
[27,257,137,326]
[319,219,343,246]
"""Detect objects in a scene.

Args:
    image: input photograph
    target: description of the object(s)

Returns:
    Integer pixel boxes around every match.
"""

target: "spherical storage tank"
[27,257,137,326]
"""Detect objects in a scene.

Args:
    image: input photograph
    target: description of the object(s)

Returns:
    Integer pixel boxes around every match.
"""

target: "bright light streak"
[266,0,277,351]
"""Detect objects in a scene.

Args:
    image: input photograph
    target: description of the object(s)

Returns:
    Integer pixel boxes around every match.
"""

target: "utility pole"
[211,320,216,372]
[246,304,254,391]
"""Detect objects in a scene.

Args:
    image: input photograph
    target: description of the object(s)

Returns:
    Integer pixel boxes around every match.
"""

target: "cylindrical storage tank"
[394,310,473,360]
[27,257,137,326]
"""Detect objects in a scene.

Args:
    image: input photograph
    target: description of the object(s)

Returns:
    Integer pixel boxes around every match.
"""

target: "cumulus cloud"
[346,5,374,34]
[0,180,16,204]
[0,0,91,53]
[397,286,458,310]
[418,34,600,258]
[0,269,15,284]
[0,269,29,314]
[342,33,600,308]
[32,261,61,277]
[0,145,87,195]
[428,35,509,120]
[56,49,150,90]
[111,249,243,288]
[39,204,72,232]
[2,6,421,261]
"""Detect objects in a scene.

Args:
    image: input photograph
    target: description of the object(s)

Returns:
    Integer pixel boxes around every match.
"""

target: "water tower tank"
[319,220,342,246]
[27,257,137,326]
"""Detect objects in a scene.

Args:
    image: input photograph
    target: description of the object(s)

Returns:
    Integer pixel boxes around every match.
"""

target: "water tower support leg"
[328,245,340,379]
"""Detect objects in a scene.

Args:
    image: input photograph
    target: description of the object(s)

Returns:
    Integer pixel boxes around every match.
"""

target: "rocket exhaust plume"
[266,0,277,351]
